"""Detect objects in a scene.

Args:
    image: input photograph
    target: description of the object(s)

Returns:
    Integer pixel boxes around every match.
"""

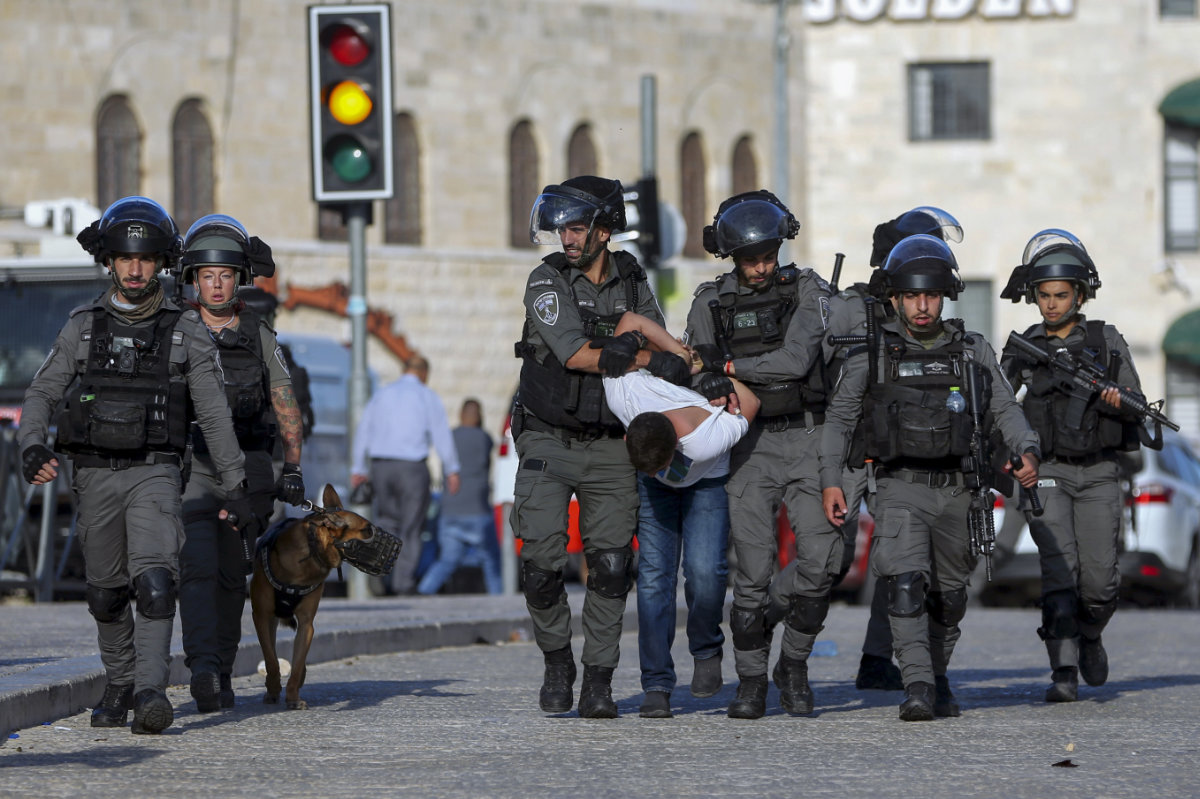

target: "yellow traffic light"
[328,80,373,126]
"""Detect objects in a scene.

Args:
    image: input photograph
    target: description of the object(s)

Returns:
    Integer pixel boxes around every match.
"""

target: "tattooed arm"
[271,384,303,465]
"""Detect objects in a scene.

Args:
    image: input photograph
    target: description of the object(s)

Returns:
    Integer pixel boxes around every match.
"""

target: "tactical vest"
[861,321,987,467]
[1011,320,1138,457]
[54,308,189,456]
[195,311,275,453]
[711,266,826,418]
[516,251,645,433]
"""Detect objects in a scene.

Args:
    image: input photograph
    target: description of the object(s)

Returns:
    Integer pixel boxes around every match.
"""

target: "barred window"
[908,62,990,142]
[1165,125,1199,252]
[1161,0,1197,18]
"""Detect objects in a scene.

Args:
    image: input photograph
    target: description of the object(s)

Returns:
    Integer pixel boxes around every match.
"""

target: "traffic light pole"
[345,201,371,600]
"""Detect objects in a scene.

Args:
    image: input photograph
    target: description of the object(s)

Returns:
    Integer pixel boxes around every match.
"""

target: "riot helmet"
[529,176,626,246]
[879,234,964,300]
[237,286,280,324]
[180,214,256,286]
[75,196,180,301]
[1000,228,1100,304]
[702,190,799,259]
[870,205,962,267]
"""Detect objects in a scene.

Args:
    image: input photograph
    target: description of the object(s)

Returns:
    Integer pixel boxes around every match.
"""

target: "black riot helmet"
[80,196,180,268]
[529,176,626,245]
[180,214,253,286]
[879,234,964,300]
[702,190,800,259]
[870,205,962,267]
[1000,228,1100,303]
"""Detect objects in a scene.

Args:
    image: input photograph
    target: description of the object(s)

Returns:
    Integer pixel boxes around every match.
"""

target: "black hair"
[624,412,678,475]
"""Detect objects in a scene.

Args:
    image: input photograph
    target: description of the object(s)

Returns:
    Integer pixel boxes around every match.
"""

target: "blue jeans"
[636,474,729,693]
[416,513,503,595]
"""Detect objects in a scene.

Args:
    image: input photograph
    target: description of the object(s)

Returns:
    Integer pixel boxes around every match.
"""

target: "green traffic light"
[325,135,372,183]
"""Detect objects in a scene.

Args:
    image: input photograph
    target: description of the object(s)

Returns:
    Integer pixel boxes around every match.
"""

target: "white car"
[982,429,1200,608]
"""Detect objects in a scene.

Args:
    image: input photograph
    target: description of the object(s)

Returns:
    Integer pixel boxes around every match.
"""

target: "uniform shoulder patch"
[692,278,721,299]
[534,291,559,326]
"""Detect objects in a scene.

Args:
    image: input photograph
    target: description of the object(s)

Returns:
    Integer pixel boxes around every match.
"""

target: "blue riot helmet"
[895,206,964,243]
[880,234,964,300]
[702,190,800,259]
[529,176,626,245]
[84,196,180,266]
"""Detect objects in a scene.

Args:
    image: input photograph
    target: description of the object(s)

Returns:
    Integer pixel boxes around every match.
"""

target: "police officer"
[176,214,306,713]
[829,207,964,692]
[999,229,1144,702]
[684,190,836,719]
[819,234,1040,721]
[18,197,252,734]
[514,176,680,718]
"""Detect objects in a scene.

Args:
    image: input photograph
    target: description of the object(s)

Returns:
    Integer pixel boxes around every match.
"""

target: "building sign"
[802,0,1074,23]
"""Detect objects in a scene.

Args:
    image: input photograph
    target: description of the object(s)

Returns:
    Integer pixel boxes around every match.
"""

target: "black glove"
[75,220,103,258]
[698,373,736,402]
[221,484,263,538]
[21,444,56,483]
[276,462,305,506]
[591,331,643,377]
[647,351,691,386]
[246,236,276,278]
[693,344,725,374]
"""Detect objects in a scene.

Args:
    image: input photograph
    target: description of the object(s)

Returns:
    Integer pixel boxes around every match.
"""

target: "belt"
[875,466,963,488]
[753,410,825,432]
[521,414,624,442]
[71,451,182,471]
[1048,452,1113,467]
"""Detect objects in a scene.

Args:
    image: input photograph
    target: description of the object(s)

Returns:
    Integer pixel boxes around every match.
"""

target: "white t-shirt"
[603,370,749,488]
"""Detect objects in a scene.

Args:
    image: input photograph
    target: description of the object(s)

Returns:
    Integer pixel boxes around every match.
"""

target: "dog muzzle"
[335,526,402,576]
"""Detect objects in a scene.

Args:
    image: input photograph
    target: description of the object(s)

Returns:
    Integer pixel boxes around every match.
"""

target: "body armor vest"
[861,321,987,467]
[516,251,644,433]
[1011,320,1138,457]
[712,266,826,418]
[195,311,275,453]
[55,308,189,456]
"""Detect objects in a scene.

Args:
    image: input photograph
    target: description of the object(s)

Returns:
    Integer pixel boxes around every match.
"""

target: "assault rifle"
[962,358,999,580]
[1004,331,1179,443]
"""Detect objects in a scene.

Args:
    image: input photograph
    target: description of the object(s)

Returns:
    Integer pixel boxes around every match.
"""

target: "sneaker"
[218,673,235,709]
[1079,636,1108,687]
[131,688,174,735]
[90,683,134,728]
[1045,667,1079,703]
[690,655,723,698]
[539,647,577,714]
[190,671,221,713]
[933,675,961,717]
[639,690,672,719]
[727,675,768,719]
[898,682,935,722]
[856,653,904,691]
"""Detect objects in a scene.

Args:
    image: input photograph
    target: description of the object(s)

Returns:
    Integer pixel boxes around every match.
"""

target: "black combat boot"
[577,665,618,719]
[131,688,174,735]
[1046,667,1079,702]
[898,681,935,722]
[727,675,769,719]
[539,646,577,713]
[1079,636,1108,686]
[219,673,235,708]
[90,683,134,728]
[933,675,961,717]
[190,671,221,713]
[855,653,904,691]
[772,656,814,716]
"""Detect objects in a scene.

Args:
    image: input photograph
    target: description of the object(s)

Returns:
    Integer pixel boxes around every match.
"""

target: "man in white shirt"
[602,325,760,718]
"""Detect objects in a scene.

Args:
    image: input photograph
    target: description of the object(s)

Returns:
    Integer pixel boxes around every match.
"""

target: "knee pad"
[887,572,927,618]
[522,562,565,610]
[85,583,130,623]
[585,546,634,600]
[1038,589,1079,640]
[926,588,968,628]
[133,567,177,621]
[785,594,831,636]
[730,604,767,651]
[1078,598,1117,628]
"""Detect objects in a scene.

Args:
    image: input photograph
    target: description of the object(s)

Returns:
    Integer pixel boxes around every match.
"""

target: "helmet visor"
[714,200,792,258]
[1021,228,1087,266]
[896,206,963,243]
[529,190,600,246]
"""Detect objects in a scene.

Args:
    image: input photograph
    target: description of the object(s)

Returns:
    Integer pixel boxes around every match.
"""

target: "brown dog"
[249,484,400,709]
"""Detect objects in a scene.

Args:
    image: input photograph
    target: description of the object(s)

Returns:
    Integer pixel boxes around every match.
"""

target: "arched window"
[96,95,141,209]
[384,112,421,245]
[567,124,597,178]
[680,132,707,258]
[171,98,214,233]
[731,135,758,196]
[509,120,539,248]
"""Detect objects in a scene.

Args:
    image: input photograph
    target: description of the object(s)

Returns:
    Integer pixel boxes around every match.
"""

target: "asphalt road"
[2,604,1198,799]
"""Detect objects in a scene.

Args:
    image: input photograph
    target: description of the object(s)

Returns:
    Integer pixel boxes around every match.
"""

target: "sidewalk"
[1,590,552,736]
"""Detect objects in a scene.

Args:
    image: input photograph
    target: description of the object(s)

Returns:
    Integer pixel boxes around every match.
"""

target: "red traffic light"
[324,23,370,67]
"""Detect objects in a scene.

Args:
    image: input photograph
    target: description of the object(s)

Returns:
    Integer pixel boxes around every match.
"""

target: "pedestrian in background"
[417,398,503,595]
[352,355,460,595]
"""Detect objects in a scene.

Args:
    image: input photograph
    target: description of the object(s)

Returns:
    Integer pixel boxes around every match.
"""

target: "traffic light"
[307,4,394,202]
[615,177,665,267]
